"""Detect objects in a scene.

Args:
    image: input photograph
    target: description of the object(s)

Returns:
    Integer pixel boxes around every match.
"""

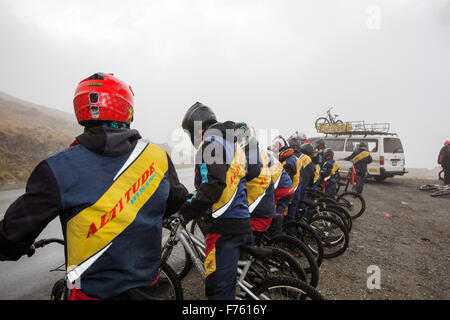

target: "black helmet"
[287,136,301,151]
[358,142,368,150]
[323,148,334,160]
[300,143,314,156]
[182,102,217,146]
[315,138,326,150]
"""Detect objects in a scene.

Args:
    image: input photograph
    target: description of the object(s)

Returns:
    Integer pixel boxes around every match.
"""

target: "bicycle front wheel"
[158,262,184,300]
[266,235,319,288]
[248,246,307,283]
[162,226,193,280]
[337,192,365,219]
[282,220,324,268]
[250,277,324,300]
[50,278,68,300]
[308,215,349,259]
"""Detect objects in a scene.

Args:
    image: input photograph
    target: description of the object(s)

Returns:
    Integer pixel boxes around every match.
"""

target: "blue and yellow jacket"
[268,153,294,215]
[182,121,252,235]
[344,148,373,173]
[245,148,275,220]
[293,151,315,200]
[319,159,340,184]
[279,149,301,191]
[0,126,189,299]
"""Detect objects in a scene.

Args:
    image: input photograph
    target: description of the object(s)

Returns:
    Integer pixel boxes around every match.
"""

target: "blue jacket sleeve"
[0,161,61,261]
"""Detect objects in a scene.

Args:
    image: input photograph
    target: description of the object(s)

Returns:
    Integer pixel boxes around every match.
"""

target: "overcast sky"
[0,0,449,168]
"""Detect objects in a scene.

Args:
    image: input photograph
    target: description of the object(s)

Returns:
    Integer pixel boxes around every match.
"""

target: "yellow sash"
[247,150,271,208]
[211,144,247,217]
[66,144,168,269]
[354,151,370,163]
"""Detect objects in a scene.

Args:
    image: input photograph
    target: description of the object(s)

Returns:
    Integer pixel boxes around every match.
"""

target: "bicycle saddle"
[241,245,273,258]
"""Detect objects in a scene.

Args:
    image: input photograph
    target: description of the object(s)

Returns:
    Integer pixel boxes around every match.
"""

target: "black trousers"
[444,166,450,185]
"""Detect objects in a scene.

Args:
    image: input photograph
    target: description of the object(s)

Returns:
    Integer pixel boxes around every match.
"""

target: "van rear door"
[382,137,405,172]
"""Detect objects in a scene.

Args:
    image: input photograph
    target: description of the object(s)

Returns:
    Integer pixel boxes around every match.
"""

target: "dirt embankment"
[179,178,450,300]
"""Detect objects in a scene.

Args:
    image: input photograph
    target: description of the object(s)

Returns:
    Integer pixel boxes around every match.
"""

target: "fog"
[0,0,449,168]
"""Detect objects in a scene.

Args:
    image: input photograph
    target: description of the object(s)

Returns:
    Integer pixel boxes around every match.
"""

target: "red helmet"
[73,72,134,126]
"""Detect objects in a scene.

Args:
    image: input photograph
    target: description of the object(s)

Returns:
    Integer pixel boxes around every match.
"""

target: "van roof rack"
[316,121,396,137]
[323,131,398,138]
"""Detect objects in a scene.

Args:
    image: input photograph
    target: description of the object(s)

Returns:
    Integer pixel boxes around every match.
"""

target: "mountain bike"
[162,217,324,300]
[187,216,320,289]
[419,184,450,197]
[27,238,183,300]
[314,107,344,130]
[165,220,308,284]
[340,166,359,193]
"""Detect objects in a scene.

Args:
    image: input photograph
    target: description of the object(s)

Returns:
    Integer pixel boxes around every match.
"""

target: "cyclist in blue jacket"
[344,142,373,194]
[317,148,340,198]
[180,102,252,300]
[0,73,190,300]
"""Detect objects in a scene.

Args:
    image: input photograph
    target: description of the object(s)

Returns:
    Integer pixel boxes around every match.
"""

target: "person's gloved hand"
[179,202,197,225]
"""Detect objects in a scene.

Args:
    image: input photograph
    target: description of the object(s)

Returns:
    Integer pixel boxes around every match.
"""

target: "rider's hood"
[203,121,237,143]
[76,126,142,156]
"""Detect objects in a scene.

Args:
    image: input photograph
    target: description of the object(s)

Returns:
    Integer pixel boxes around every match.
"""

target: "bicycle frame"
[162,218,265,300]
[325,107,338,123]
[344,166,359,192]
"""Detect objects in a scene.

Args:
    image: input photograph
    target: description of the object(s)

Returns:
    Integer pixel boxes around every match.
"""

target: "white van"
[309,134,407,181]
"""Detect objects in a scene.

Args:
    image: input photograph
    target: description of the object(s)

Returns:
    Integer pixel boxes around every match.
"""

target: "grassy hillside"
[0,94,81,185]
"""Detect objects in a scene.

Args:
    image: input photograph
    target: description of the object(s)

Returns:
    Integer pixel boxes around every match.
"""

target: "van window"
[345,139,378,153]
[323,139,345,151]
[383,138,404,153]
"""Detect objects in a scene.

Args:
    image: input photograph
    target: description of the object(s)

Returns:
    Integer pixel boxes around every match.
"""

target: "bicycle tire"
[337,191,365,219]
[249,277,324,300]
[320,204,352,232]
[430,189,450,197]
[282,220,324,267]
[310,196,352,232]
[247,246,307,283]
[50,278,68,300]
[265,235,319,288]
[159,262,184,300]
[315,117,330,130]
[307,215,349,259]
[162,226,193,281]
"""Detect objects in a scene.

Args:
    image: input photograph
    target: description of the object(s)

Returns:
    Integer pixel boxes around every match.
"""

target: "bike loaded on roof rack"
[316,119,395,137]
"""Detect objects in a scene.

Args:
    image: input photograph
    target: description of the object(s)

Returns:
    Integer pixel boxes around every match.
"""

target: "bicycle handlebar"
[27,238,65,257]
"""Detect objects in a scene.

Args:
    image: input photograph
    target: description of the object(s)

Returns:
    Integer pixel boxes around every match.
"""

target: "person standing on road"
[344,141,373,194]
[0,73,190,300]
[180,102,252,300]
[437,140,450,185]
